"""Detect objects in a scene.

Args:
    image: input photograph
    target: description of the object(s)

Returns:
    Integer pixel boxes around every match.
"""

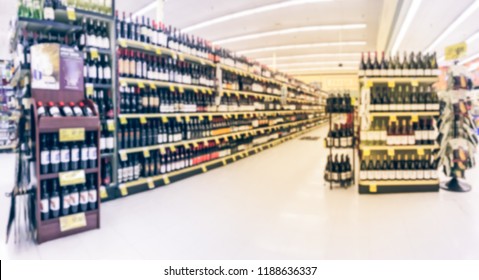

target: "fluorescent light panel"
[183,0,333,32]
[425,0,479,53]
[257,52,361,61]
[391,0,422,54]
[132,2,159,18]
[275,61,358,68]
[214,24,366,45]
[238,41,366,55]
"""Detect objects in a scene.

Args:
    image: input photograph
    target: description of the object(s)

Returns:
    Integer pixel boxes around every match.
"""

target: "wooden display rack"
[30,45,101,244]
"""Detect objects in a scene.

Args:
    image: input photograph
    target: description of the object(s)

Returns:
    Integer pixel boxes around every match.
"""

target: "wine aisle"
[2,124,479,259]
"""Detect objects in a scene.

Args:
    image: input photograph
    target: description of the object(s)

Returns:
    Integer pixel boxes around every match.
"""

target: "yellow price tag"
[183,143,189,149]
[417,148,425,155]
[199,116,204,121]
[85,84,94,97]
[59,170,86,187]
[120,186,128,196]
[107,120,115,131]
[143,149,150,158]
[147,179,154,189]
[90,48,99,60]
[232,156,237,162]
[207,89,213,95]
[120,117,127,125]
[208,115,213,121]
[178,54,184,61]
[201,88,206,94]
[169,85,175,92]
[155,48,162,55]
[100,188,107,199]
[140,117,147,124]
[411,115,419,123]
[369,184,377,193]
[232,135,237,140]
[185,116,190,122]
[163,176,170,185]
[170,146,176,152]
[120,80,127,87]
[176,116,182,123]
[161,116,168,123]
[203,140,209,146]
[351,98,356,106]
[389,115,397,124]
[388,81,395,88]
[178,87,184,93]
[59,128,85,142]
[445,42,467,61]
[388,149,395,156]
[149,83,156,89]
[193,142,199,148]
[411,80,419,87]
[193,88,198,94]
[225,91,231,97]
[215,138,220,144]
[138,82,145,89]
[366,80,373,88]
[201,165,207,173]
[363,149,370,156]
[159,147,166,154]
[66,6,76,21]
[119,151,128,161]
[143,43,151,51]
[118,40,127,48]
[60,213,86,232]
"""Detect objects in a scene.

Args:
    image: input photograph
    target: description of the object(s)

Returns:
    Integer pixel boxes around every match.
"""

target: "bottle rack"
[325,99,356,190]
[358,76,440,194]
[114,37,327,198]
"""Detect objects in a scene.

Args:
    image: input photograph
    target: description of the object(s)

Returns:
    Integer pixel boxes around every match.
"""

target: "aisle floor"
[2,124,479,260]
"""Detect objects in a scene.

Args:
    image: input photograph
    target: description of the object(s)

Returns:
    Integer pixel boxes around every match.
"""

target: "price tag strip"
[60,213,86,232]
[59,128,85,142]
[59,170,86,187]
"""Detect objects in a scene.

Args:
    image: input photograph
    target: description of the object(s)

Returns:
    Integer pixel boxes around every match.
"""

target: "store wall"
[0,1,17,59]
[295,74,360,97]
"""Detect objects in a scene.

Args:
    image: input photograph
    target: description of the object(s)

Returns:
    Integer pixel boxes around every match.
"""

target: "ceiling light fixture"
[275,61,358,68]
[237,41,366,55]
[390,0,422,54]
[132,0,168,18]
[214,24,366,45]
[183,0,333,32]
[424,0,479,53]
[257,52,361,61]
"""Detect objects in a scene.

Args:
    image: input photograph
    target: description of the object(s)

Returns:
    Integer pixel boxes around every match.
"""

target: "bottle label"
[49,107,60,116]
[38,107,46,117]
[100,138,106,150]
[50,197,60,211]
[367,170,374,180]
[89,147,97,160]
[40,198,49,213]
[389,170,395,180]
[396,170,403,180]
[89,66,97,78]
[408,135,415,145]
[98,67,103,80]
[106,137,114,149]
[81,147,89,161]
[134,165,140,177]
[360,171,367,180]
[421,130,428,142]
[429,130,437,142]
[118,168,123,183]
[51,150,60,164]
[394,69,402,76]
[424,170,431,179]
[88,189,97,203]
[80,191,88,204]
[41,150,50,165]
[431,170,438,179]
[375,170,382,180]
[71,148,80,162]
[70,193,79,206]
[425,69,432,76]
[417,170,424,180]
[63,195,70,209]
[104,67,111,79]
[130,61,136,75]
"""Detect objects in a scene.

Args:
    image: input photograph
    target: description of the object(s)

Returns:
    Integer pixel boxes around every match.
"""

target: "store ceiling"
[117,0,479,76]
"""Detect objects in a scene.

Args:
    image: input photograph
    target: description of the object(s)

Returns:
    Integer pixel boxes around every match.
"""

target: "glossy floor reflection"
[1,123,479,259]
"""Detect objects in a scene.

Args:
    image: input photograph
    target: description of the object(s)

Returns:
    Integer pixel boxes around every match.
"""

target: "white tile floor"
[2,124,479,259]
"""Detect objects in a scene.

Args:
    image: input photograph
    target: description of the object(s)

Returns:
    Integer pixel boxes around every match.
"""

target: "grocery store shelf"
[117,121,327,196]
[222,89,322,105]
[118,117,325,155]
[359,179,439,186]
[119,77,215,93]
[360,77,438,84]
[54,7,113,21]
[119,109,323,119]
[0,144,17,151]
[360,144,439,151]
[219,64,280,85]
[39,168,99,181]
[17,16,82,34]
[369,111,440,117]
[117,39,216,67]
[8,67,29,88]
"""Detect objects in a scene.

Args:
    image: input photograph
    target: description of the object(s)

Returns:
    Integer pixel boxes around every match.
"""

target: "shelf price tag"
[163,176,170,185]
[169,85,175,92]
[222,159,227,166]
[369,184,377,193]
[147,178,155,189]
[85,83,94,97]
[120,117,128,125]
[387,149,395,156]
[225,91,231,97]
[365,80,373,89]
[59,170,86,187]
[185,116,190,122]
[120,80,127,87]
[59,128,85,142]
[155,48,162,55]
[119,151,128,161]
[215,138,220,145]
[138,82,145,89]
[143,43,151,50]
[119,185,128,196]
[178,54,184,61]
[66,6,76,21]
[118,40,127,48]
[183,143,189,149]
[207,89,213,95]
[159,147,166,154]
[363,149,370,156]
[388,115,397,124]
[411,80,419,87]
[107,120,115,131]
[411,115,419,123]
[161,116,168,123]
[60,213,86,232]
[178,86,184,93]
[90,48,99,60]
[388,81,395,88]
[170,146,176,152]
[100,187,108,199]
[143,149,150,158]
[176,116,182,123]
[445,42,467,61]
[193,142,199,148]
[417,148,425,155]
[201,165,207,173]
[208,115,213,121]
[203,140,209,146]
[140,116,147,124]
[199,115,204,121]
